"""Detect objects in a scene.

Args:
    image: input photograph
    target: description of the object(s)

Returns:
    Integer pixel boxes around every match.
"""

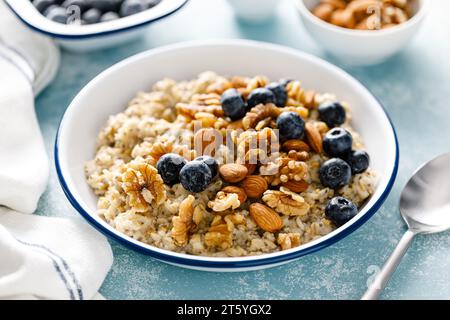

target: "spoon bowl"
[400,153,450,234]
[363,153,450,299]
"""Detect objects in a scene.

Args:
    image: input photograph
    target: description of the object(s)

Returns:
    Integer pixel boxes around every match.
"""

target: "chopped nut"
[148,140,173,163]
[221,186,248,204]
[194,128,222,156]
[176,103,224,119]
[323,0,347,10]
[312,0,411,30]
[240,175,268,198]
[262,187,310,216]
[219,164,248,183]
[277,233,301,250]
[305,122,323,153]
[121,163,166,212]
[191,93,221,106]
[242,103,281,130]
[260,157,309,186]
[313,3,334,21]
[330,9,356,28]
[171,195,195,246]
[287,150,310,161]
[249,203,284,233]
[193,203,205,226]
[208,191,241,212]
[282,139,311,152]
[283,106,309,118]
[281,180,310,193]
[204,215,235,249]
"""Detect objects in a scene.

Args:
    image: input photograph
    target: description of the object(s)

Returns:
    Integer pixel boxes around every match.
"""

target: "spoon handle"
[361,229,416,300]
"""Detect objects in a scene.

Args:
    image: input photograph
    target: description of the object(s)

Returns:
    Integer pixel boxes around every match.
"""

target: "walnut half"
[262,187,310,216]
[171,195,195,246]
[121,163,166,212]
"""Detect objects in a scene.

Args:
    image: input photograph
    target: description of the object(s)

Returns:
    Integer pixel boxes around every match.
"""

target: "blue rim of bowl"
[4,0,189,40]
[54,54,399,270]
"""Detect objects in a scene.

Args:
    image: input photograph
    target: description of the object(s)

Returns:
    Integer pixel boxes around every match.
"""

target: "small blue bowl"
[55,40,399,271]
[4,0,189,51]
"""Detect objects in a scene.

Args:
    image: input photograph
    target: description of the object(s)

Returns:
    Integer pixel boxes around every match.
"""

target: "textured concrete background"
[36,0,450,299]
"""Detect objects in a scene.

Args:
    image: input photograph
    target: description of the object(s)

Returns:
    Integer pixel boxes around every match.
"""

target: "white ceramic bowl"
[55,40,399,271]
[295,0,428,65]
[4,0,189,52]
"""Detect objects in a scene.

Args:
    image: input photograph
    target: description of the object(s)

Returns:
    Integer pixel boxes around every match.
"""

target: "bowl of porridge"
[55,40,398,271]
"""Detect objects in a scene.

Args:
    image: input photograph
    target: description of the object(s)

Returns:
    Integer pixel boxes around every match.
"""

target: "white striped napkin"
[0,1,113,300]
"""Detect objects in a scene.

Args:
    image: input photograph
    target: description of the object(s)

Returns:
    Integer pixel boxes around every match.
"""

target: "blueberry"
[325,196,358,226]
[144,0,161,8]
[266,82,287,107]
[318,101,346,128]
[247,88,276,108]
[323,128,353,158]
[45,6,69,24]
[346,150,370,174]
[194,156,219,178]
[156,153,187,186]
[276,111,305,140]
[120,0,147,17]
[82,8,102,24]
[100,11,120,22]
[33,0,56,14]
[87,0,122,11]
[43,4,59,16]
[319,158,352,189]
[220,88,247,120]
[62,0,88,12]
[180,161,213,193]
[279,78,292,87]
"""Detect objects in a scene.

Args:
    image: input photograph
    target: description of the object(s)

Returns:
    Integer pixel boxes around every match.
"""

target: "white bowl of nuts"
[295,0,429,65]
[55,40,398,271]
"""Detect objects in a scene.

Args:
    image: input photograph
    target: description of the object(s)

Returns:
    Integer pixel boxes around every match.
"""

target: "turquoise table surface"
[35,0,450,299]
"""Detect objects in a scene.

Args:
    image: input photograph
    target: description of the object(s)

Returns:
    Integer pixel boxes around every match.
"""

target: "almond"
[305,122,323,153]
[302,90,317,108]
[249,203,283,233]
[282,139,311,152]
[240,176,268,198]
[281,180,310,193]
[323,0,347,10]
[312,3,334,21]
[244,163,257,175]
[219,164,248,183]
[221,186,247,204]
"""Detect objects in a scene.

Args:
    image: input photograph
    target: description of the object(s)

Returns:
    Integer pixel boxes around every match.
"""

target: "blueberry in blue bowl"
[221,88,247,120]
[346,150,370,174]
[247,88,276,108]
[325,196,358,226]
[156,153,187,186]
[318,101,346,128]
[194,156,219,178]
[319,158,352,189]
[323,127,353,158]
[276,111,305,140]
[180,161,213,193]
[266,82,287,107]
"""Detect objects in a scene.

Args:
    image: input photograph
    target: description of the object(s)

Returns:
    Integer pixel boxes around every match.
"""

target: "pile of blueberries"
[31,0,161,25]
[157,154,219,194]
[221,81,370,226]
[158,80,370,227]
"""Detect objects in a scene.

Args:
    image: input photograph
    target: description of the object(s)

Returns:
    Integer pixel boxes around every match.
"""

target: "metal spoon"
[362,153,450,300]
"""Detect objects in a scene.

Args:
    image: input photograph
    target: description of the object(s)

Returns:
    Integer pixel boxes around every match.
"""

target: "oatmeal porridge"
[85,72,376,257]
